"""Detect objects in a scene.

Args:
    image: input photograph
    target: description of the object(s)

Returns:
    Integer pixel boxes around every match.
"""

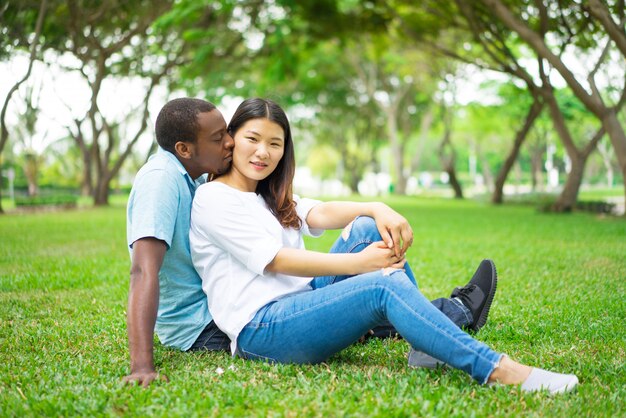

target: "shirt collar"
[156,147,207,188]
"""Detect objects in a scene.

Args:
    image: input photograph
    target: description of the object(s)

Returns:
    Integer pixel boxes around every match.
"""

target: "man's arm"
[123,237,168,388]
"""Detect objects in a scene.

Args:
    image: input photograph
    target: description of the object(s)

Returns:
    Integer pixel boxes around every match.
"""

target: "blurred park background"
[1,0,625,214]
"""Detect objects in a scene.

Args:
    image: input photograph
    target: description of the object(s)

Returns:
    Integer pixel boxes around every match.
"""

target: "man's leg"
[409,259,498,368]
[187,321,230,351]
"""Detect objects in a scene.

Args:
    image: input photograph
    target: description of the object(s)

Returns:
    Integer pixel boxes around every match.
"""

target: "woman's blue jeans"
[311,216,473,331]
[237,217,502,383]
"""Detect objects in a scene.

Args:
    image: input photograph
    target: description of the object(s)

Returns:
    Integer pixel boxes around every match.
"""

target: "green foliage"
[1,199,625,416]
[306,144,341,180]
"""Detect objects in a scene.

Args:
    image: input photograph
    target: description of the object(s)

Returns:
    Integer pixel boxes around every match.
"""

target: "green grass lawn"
[1,197,625,417]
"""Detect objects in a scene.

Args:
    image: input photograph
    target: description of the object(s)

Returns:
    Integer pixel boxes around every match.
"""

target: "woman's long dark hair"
[227,98,301,229]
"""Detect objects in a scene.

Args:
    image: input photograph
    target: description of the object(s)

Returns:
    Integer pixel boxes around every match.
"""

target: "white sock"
[521,367,579,394]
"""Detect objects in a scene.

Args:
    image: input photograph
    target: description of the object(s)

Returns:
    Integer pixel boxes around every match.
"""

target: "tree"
[385,1,547,202]
[3,0,177,205]
[11,85,48,196]
[436,73,464,198]
[56,0,177,205]
[0,0,47,212]
[479,0,626,209]
[344,34,439,194]
[2,0,251,205]
[388,0,623,209]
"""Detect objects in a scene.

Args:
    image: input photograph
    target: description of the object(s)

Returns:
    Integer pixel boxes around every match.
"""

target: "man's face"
[186,109,234,179]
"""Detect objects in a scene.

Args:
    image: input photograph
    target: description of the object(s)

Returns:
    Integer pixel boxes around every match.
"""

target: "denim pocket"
[238,348,279,363]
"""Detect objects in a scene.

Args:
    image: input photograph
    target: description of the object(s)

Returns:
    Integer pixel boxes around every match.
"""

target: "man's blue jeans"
[237,217,502,383]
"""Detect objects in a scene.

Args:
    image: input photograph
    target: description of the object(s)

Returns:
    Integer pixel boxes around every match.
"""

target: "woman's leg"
[238,269,501,384]
[309,216,472,329]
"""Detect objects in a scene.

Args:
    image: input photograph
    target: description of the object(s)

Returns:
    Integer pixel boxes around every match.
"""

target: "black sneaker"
[450,259,498,332]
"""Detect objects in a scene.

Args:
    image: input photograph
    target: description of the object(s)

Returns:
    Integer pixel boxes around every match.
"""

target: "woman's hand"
[356,241,406,272]
[371,203,414,257]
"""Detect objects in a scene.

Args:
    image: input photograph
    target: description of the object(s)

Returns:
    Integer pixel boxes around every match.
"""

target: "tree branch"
[585,0,626,58]
[0,0,48,154]
[480,0,605,116]
[583,125,606,157]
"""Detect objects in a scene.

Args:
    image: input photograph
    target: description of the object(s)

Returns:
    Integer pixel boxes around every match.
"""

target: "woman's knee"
[341,216,378,241]
[359,268,415,292]
[384,269,416,288]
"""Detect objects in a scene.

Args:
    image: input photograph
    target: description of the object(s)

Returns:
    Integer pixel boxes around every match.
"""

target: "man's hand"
[123,368,168,388]
[371,203,414,257]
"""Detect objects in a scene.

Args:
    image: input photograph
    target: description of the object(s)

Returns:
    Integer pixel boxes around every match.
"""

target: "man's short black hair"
[155,98,216,153]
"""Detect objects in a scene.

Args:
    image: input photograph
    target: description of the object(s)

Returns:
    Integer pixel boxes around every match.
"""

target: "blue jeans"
[310,216,472,331]
[188,320,230,352]
[237,217,502,383]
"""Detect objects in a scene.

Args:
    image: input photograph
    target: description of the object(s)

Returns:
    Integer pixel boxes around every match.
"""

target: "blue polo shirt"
[127,147,211,351]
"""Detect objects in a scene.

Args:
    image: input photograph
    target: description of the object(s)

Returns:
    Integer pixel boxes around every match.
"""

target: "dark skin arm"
[123,237,169,388]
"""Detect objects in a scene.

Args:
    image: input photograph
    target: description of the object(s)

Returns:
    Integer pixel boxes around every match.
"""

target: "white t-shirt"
[190,181,323,354]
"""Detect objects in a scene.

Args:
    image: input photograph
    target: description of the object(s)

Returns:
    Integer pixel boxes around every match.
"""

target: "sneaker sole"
[471,260,498,332]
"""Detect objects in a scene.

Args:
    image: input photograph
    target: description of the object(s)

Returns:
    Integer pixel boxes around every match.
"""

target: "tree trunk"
[478,151,494,193]
[597,140,615,188]
[344,154,362,194]
[347,174,360,194]
[93,176,110,206]
[552,155,585,212]
[492,97,543,203]
[385,109,407,194]
[530,145,544,192]
[601,111,626,210]
[24,152,39,196]
[336,137,361,194]
[438,105,463,199]
[81,151,92,197]
[144,140,158,164]
[445,165,464,199]
[542,80,605,212]
[410,107,434,174]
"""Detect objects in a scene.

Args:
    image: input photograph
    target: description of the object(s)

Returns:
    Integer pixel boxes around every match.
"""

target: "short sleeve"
[191,185,283,275]
[294,195,324,237]
[127,168,179,249]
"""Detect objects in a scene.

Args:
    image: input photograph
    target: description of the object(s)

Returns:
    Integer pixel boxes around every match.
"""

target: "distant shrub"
[575,200,616,214]
[15,194,78,207]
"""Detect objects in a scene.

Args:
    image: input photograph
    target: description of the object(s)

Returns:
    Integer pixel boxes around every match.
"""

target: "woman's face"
[231,117,285,185]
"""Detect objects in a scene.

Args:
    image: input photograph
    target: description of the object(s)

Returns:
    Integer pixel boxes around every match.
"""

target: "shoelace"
[453,284,477,297]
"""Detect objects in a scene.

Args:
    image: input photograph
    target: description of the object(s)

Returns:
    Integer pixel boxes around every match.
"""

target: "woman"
[190,98,578,394]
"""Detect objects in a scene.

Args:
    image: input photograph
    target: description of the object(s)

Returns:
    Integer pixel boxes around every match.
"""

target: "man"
[123,97,497,387]
[124,98,234,387]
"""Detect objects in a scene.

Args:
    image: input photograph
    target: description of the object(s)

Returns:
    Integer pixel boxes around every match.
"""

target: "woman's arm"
[265,241,406,277]
[306,201,414,257]
[305,201,377,230]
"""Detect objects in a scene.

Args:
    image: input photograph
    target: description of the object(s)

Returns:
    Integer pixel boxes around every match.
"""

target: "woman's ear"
[174,141,193,160]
